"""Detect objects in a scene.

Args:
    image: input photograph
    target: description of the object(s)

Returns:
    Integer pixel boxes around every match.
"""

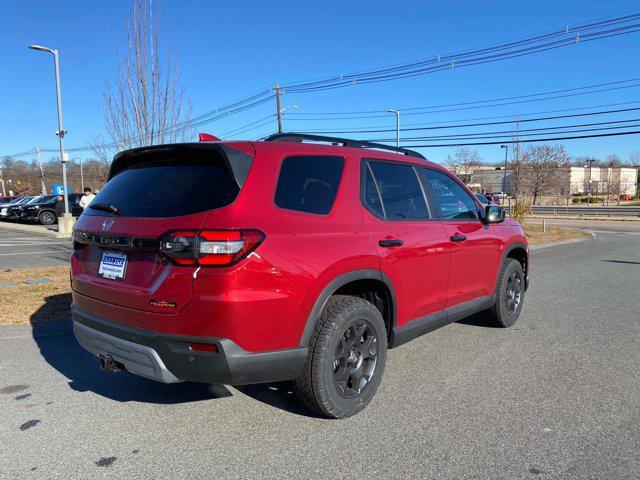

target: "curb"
[530,231,596,251]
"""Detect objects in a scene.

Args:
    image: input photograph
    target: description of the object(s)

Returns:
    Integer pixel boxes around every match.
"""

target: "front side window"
[274,156,344,215]
[420,168,479,220]
[364,160,430,220]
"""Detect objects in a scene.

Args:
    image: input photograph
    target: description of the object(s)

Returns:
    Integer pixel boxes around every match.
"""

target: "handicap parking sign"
[51,184,69,195]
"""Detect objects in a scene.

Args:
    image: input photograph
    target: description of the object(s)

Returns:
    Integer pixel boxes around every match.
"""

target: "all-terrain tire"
[294,295,387,419]
[485,258,525,328]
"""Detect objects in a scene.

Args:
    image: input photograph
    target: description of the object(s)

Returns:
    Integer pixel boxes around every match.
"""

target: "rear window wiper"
[90,203,122,215]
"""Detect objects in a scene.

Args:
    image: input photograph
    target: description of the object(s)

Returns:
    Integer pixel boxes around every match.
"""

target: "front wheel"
[485,258,525,327]
[294,295,387,419]
[38,210,57,225]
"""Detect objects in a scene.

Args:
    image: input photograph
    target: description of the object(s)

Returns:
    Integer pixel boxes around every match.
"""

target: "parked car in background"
[0,196,36,219]
[20,194,83,225]
[475,193,490,206]
[71,133,529,419]
[484,193,501,205]
[619,194,633,201]
[7,195,45,220]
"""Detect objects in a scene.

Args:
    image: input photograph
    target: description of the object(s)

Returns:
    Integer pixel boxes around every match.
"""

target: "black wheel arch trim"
[499,241,529,291]
[298,269,397,347]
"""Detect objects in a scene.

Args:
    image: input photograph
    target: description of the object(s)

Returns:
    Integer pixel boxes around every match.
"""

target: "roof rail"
[264,132,426,160]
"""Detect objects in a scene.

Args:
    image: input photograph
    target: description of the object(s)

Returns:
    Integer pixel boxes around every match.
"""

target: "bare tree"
[87,134,113,166]
[102,0,192,151]
[523,144,569,205]
[445,147,483,186]
[606,154,622,168]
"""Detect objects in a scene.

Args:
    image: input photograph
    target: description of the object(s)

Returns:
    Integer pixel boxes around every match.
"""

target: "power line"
[402,130,640,148]
[4,12,640,157]
[286,77,640,116]
[293,106,640,135]
[367,118,640,142]
[298,100,640,132]
[370,122,640,143]
[282,15,640,92]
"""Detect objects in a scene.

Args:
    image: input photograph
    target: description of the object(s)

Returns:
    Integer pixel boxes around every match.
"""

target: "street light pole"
[29,44,70,219]
[500,144,509,194]
[388,110,400,149]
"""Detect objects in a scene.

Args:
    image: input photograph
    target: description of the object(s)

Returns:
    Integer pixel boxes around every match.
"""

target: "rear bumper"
[71,304,308,385]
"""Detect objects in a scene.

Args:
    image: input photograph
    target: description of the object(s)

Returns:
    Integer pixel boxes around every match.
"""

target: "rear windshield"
[86,154,241,218]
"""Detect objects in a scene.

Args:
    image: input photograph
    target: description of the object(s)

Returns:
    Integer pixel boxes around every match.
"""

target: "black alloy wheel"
[333,320,379,399]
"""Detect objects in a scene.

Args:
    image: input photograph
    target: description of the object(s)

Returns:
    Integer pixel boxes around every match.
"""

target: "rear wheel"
[485,258,525,327]
[294,295,387,418]
[38,210,57,225]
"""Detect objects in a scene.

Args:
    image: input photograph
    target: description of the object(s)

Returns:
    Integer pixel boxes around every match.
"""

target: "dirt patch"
[0,266,70,325]
[524,224,589,247]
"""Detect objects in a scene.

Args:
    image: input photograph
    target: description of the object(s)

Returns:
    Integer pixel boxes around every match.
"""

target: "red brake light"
[160,229,264,267]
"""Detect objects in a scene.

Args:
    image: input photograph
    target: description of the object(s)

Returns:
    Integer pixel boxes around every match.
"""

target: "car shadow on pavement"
[235,383,324,418]
[31,293,221,404]
[30,293,321,416]
[456,312,498,328]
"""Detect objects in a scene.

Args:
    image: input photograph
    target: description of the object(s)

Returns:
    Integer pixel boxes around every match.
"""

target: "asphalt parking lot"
[0,226,72,269]
[0,229,639,479]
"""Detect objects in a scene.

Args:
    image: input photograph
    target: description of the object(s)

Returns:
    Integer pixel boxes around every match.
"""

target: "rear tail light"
[160,229,264,267]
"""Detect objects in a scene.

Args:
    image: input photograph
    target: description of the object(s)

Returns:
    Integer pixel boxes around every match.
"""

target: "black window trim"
[359,158,437,222]
[417,166,485,223]
[273,154,346,216]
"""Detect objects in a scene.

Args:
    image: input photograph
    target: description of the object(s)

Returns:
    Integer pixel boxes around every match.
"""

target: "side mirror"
[484,205,505,224]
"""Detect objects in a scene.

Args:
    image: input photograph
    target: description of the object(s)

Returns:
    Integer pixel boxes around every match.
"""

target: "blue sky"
[1,0,639,164]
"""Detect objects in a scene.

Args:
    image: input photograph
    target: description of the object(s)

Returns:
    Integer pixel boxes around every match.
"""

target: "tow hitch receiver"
[98,354,124,373]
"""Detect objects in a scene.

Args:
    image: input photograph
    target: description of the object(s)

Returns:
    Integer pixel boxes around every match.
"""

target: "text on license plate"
[98,251,128,280]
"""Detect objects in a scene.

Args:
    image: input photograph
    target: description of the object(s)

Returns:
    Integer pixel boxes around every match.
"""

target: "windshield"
[87,152,245,218]
[26,196,44,205]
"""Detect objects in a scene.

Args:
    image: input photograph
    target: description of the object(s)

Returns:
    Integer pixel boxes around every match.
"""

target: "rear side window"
[274,156,344,215]
[419,168,479,220]
[86,152,243,218]
[364,160,430,220]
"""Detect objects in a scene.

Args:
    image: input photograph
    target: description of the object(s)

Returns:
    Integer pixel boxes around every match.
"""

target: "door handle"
[379,239,403,248]
[450,234,467,242]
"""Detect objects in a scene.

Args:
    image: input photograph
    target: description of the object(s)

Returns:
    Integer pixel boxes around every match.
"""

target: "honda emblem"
[102,218,115,231]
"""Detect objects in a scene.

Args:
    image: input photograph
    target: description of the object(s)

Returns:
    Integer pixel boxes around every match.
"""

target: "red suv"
[71,133,528,418]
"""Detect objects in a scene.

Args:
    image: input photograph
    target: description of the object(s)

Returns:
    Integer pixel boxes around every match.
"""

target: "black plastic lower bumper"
[71,304,308,385]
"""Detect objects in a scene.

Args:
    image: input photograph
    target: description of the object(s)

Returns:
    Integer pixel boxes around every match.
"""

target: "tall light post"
[29,44,70,223]
[500,144,509,194]
[388,110,400,149]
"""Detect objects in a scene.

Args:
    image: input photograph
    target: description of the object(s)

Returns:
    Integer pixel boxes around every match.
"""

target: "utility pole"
[585,158,596,205]
[388,110,400,149]
[275,84,283,133]
[0,168,5,197]
[500,144,509,193]
[80,158,84,191]
[36,147,46,195]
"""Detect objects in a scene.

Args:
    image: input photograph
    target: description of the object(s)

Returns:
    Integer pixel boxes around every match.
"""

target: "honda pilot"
[71,133,528,418]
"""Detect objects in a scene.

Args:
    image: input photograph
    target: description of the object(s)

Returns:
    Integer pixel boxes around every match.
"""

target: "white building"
[464,165,638,196]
